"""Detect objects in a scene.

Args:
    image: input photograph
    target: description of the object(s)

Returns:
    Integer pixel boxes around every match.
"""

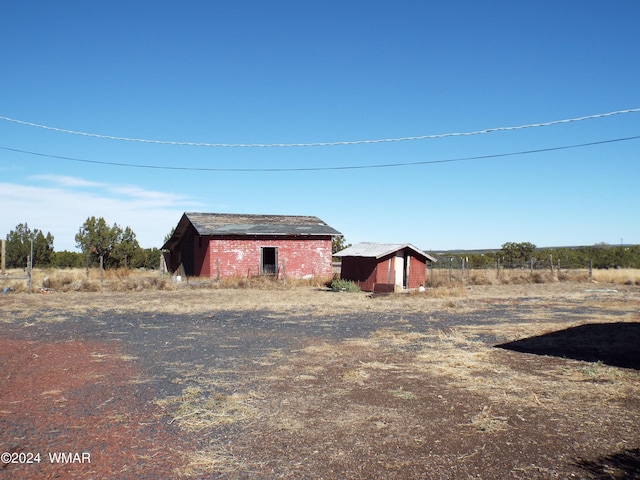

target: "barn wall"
[178,225,197,275]
[206,236,333,278]
[193,236,211,277]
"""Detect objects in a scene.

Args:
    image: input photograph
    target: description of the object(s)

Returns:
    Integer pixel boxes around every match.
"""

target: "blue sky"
[1,1,639,252]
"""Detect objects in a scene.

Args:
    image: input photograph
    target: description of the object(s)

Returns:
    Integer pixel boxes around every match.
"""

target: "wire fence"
[425,255,611,287]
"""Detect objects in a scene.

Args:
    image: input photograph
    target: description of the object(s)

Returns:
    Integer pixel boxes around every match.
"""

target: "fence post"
[466,257,471,284]
[589,258,593,280]
[549,254,554,279]
[215,258,220,284]
[100,255,104,285]
[27,255,32,292]
[449,257,453,287]
[1,239,5,274]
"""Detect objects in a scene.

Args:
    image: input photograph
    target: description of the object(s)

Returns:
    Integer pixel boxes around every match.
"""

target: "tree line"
[431,241,640,270]
[3,218,162,270]
[4,225,639,272]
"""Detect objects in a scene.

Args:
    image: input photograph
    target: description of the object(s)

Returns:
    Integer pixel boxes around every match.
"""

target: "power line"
[2,134,639,172]
[1,107,639,147]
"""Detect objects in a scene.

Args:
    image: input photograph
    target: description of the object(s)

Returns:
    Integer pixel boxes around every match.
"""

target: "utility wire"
[2,135,639,172]
[1,107,639,148]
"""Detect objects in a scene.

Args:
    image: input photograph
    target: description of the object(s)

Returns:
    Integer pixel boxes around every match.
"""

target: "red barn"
[162,213,341,279]
[335,242,437,292]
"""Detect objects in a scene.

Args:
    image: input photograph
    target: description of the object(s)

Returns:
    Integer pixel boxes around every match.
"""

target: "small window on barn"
[260,247,278,275]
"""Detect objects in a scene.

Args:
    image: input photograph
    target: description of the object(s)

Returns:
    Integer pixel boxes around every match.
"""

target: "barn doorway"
[260,247,278,275]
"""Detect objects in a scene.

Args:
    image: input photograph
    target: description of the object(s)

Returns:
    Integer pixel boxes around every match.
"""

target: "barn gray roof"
[163,212,341,250]
[334,242,437,262]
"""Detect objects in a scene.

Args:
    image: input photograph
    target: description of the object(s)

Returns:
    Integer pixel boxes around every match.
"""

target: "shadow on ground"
[575,448,640,479]
[495,322,640,370]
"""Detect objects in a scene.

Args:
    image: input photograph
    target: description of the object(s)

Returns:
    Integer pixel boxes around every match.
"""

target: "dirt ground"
[1,283,639,479]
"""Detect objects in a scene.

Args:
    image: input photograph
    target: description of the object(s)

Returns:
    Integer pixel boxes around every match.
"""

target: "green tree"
[75,217,119,267]
[52,250,85,268]
[111,226,143,268]
[332,235,352,254]
[5,223,54,268]
[500,242,537,267]
[75,218,150,269]
[142,247,163,270]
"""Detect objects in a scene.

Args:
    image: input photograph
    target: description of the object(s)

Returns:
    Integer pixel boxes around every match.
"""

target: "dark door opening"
[261,247,278,275]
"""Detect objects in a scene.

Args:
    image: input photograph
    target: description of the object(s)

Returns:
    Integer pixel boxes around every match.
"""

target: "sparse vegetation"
[330,278,361,292]
[2,275,639,479]
[1,266,639,297]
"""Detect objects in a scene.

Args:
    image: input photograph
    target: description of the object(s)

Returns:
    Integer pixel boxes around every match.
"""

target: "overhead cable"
[2,134,639,172]
[0,107,639,148]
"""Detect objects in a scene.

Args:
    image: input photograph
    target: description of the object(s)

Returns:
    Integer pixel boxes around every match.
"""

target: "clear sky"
[1,1,639,252]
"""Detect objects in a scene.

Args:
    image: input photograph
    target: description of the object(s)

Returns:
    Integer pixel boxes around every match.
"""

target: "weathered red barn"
[162,213,341,279]
[335,242,437,292]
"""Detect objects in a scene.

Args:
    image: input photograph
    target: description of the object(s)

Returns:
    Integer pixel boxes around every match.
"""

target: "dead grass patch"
[412,322,640,411]
[592,268,640,285]
[152,360,263,477]
[177,444,243,478]
[467,405,510,433]
[155,385,256,431]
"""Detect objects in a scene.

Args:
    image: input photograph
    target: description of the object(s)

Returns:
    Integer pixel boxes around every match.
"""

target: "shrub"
[330,279,361,292]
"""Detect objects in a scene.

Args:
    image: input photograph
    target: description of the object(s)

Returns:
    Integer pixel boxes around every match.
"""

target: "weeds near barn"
[329,278,361,292]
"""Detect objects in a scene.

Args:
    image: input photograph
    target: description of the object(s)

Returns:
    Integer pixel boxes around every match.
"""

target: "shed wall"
[340,257,378,292]
[407,255,427,289]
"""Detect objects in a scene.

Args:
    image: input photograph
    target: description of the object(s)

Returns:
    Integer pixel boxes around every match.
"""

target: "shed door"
[394,253,404,288]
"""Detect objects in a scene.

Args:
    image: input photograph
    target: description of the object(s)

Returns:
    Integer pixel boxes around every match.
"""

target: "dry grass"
[2,271,639,324]
[591,268,640,285]
[155,385,257,431]
[408,316,640,416]
[2,267,638,300]
[178,444,243,478]
[150,355,266,477]
[429,267,640,286]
